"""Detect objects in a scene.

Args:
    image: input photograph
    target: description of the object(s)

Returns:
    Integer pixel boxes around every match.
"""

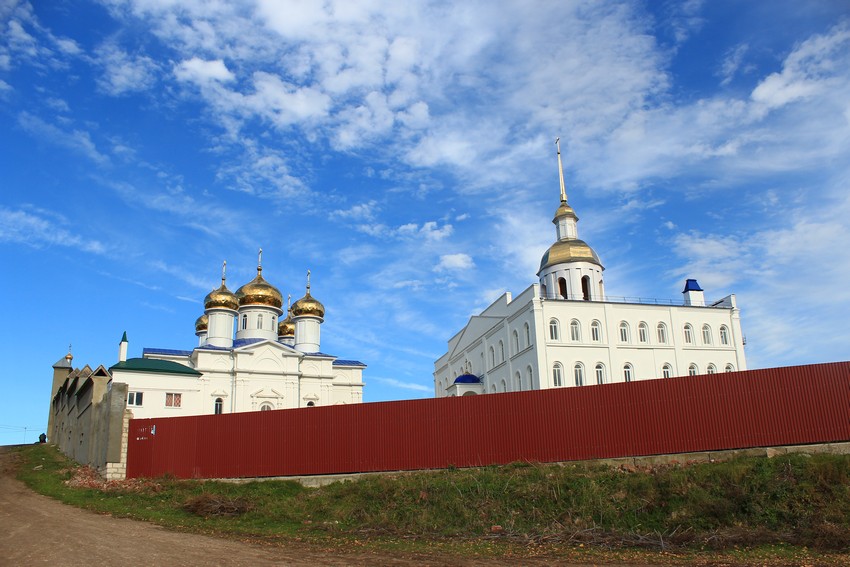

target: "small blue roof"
[333,359,366,367]
[454,373,481,384]
[143,347,193,357]
[682,278,703,292]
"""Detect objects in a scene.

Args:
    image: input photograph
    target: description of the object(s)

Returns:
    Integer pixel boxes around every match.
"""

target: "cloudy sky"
[2,0,849,444]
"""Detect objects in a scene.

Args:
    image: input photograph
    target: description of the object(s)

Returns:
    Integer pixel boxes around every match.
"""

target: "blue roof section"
[333,359,367,367]
[233,338,265,348]
[454,373,481,384]
[683,279,703,292]
[143,347,193,357]
[303,351,336,358]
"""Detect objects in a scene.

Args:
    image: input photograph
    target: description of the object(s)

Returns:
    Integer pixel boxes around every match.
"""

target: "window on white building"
[684,324,694,344]
[619,321,630,343]
[241,314,248,330]
[591,321,601,342]
[574,363,584,386]
[638,322,649,343]
[214,397,223,414]
[499,341,505,363]
[688,363,698,376]
[725,364,735,372]
[549,319,560,341]
[500,379,507,392]
[623,364,633,382]
[526,366,533,389]
[657,323,668,344]
[662,364,673,378]
[513,330,519,354]
[720,325,730,345]
[570,319,581,341]
[489,346,495,368]
[595,363,606,385]
[127,392,143,406]
[258,314,263,329]
[260,402,274,411]
[702,324,712,344]
[165,393,182,408]
[552,363,563,387]
[706,364,717,375]
[524,323,531,347]
[515,372,522,391]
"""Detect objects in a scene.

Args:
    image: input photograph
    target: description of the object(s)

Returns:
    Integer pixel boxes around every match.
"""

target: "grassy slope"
[13,444,850,564]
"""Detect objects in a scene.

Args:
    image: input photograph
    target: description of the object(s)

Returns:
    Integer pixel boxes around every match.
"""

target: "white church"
[107,257,365,418]
[434,142,747,397]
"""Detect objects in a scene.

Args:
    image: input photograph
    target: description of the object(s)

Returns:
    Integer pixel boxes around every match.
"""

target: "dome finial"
[287,294,292,311]
[257,248,263,275]
[306,269,311,294]
[221,260,227,285]
[65,343,73,361]
[556,137,567,204]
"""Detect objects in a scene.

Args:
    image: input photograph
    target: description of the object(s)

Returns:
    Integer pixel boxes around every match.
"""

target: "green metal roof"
[109,358,201,376]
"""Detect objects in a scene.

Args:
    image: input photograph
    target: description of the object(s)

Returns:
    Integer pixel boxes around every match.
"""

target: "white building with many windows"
[100,257,365,418]
[434,144,746,397]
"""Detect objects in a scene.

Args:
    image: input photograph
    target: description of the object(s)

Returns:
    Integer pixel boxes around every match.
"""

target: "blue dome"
[454,373,481,384]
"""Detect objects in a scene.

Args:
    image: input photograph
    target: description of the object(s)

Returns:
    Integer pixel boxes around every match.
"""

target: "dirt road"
[0,447,573,567]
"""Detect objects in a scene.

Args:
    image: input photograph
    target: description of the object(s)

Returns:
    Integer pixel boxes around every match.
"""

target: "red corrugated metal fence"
[126,361,850,479]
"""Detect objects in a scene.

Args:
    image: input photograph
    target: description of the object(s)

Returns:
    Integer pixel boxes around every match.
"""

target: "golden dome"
[278,313,295,337]
[236,267,283,309]
[538,238,603,273]
[204,282,239,311]
[291,290,325,318]
[195,314,209,333]
[553,201,578,221]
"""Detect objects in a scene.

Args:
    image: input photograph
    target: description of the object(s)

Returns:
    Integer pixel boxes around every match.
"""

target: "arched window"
[720,325,730,345]
[702,324,712,344]
[684,324,694,344]
[657,322,668,344]
[306,401,315,407]
[581,275,591,300]
[662,364,673,378]
[489,346,495,368]
[595,363,606,385]
[242,314,248,330]
[260,402,274,411]
[258,314,264,329]
[214,397,223,415]
[524,323,531,347]
[619,321,630,343]
[549,319,560,341]
[638,322,649,343]
[498,341,505,363]
[591,320,602,342]
[725,363,735,372]
[526,366,533,389]
[623,364,633,382]
[570,319,581,341]
[573,363,584,387]
[515,371,522,391]
[500,379,507,392]
[558,277,568,299]
[490,384,497,393]
[552,363,563,387]
[512,330,519,354]
[688,363,698,376]
[706,363,717,374]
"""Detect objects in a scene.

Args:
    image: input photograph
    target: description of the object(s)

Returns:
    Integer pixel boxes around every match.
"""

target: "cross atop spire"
[556,137,567,204]
[306,269,311,294]
[221,260,227,285]
[257,248,263,275]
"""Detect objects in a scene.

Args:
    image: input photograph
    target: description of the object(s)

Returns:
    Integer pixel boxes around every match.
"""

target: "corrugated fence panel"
[126,362,850,479]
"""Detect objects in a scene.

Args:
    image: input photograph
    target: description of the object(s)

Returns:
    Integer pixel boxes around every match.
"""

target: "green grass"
[12,444,850,563]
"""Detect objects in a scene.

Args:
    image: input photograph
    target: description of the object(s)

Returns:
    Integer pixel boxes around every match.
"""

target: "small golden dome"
[291,291,325,318]
[278,313,295,337]
[553,201,578,221]
[204,282,239,311]
[195,314,209,333]
[236,268,283,309]
[538,238,603,273]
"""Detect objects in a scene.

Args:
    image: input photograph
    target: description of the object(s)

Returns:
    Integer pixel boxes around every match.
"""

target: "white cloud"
[95,41,159,95]
[718,43,749,86]
[331,201,379,221]
[174,57,234,84]
[17,112,109,164]
[435,253,474,271]
[370,376,431,393]
[0,207,106,254]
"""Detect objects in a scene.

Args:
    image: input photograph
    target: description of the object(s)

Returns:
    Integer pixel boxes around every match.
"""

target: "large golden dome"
[538,238,603,273]
[236,267,283,309]
[291,290,325,318]
[195,314,209,333]
[278,312,295,337]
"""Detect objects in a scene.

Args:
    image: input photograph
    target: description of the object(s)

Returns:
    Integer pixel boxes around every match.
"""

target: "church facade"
[434,144,746,397]
[106,258,365,419]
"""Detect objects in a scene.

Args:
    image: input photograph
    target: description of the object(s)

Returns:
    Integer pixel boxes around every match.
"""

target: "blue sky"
[2,0,849,445]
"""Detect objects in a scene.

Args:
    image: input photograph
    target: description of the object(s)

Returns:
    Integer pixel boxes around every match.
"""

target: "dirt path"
[0,447,581,567]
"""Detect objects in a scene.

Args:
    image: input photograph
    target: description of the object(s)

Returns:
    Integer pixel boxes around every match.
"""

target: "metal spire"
[257,248,263,275]
[221,260,227,285]
[556,137,567,204]
[306,269,311,294]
